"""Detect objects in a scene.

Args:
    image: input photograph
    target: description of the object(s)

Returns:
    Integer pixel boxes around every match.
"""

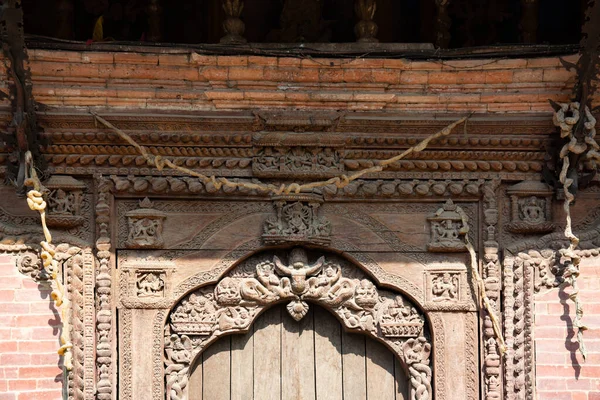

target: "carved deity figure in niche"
[431,272,459,302]
[427,199,467,252]
[125,198,166,248]
[263,196,331,245]
[519,196,545,224]
[379,296,424,337]
[274,248,324,295]
[136,272,165,297]
[48,189,74,215]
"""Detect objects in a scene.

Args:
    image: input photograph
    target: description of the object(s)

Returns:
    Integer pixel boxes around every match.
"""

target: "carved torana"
[164,248,430,400]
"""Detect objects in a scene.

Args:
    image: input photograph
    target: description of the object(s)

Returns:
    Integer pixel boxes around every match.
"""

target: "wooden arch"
[163,247,433,400]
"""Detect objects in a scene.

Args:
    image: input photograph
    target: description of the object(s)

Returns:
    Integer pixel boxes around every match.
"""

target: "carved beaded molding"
[162,248,433,400]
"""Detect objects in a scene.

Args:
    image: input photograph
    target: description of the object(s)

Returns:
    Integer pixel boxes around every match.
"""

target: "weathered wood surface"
[188,305,407,399]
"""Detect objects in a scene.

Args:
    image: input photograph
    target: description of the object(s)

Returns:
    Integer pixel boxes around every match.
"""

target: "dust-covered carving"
[164,248,430,400]
[44,176,87,228]
[430,272,459,302]
[263,195,331,245]
[427,199,468,252]
[137,272,165,298]
[506,181,555,233]
[125,198,167,249]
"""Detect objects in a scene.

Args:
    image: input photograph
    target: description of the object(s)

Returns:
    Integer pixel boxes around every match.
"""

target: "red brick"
[18,366,62,379]
[400,71,428,84]
[17,390,61,400]
[190,53,217,66]
[18,341,60,353]
[382,59,411,69]
[81,52,115,64]
[295,69,319,82]
[343,68,373,83]
[456,71,487,84]
[277,57,301,67]
[247,56,276,66]
[319,68,344,82]
[114,52,159,65]
[527,57,562,68]
[428,72,456,84]
[485,70,513,83]
[0,393,16,400]
[158,54,190,66]
[343,58,385,69]
[572,392,588,400]
[36,378,62,390]
[0,290,14,302]
[537,391,572,400]
[201,67,228,81]
[216,56,248,66]
[371,69,400,84]
[8,379,37,391]
[29,50,82,63]
[513,69,544,82]
[543,68,576,82]
[228,67,264,81]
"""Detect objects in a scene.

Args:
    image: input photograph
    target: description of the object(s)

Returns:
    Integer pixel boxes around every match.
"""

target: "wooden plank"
[395,358,409,400]
[314,307,343,400]
[253,307,282,400]
[188,358,203,400]
[365,340,396,400]
[202,336,231,400]
[231,330,254,400]
[341,332,367,400]
[281,307,316,400]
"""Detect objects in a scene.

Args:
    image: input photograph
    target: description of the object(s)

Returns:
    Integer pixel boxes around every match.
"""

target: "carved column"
[435,0,451,48]
[520,0,538,44]
[482,180,502,400]
[354,0,378,43]
[220,0,247,44]
[147,0,163,42]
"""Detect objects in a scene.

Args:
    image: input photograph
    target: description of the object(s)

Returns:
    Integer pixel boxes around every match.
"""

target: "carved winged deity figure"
[274,248,324,295]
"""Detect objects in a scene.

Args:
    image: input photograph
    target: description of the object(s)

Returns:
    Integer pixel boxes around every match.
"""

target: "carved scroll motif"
[164,248,430,400]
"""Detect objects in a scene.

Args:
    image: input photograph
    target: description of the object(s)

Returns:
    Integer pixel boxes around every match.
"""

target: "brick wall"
[0,49,586,113]
[535,255,600,400]
[0,254,64,400]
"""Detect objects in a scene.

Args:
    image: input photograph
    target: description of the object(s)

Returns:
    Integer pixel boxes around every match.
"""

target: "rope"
[90,111,467,195]
[459,207,507,355]
[23,151,73,371]
[553,101,593,360]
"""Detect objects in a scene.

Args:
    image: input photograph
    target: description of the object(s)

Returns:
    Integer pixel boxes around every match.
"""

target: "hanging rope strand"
[23,151,73,370]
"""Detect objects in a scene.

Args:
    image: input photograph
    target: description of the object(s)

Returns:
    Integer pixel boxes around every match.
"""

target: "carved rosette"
[125,198,167,249]
[164,248,430,400]
[427,199,468,252]
[44,176,87,229]
[506,181,555,234]
[262,194,332,246]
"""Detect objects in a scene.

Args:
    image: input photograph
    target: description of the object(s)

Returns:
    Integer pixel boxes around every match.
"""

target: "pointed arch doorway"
[189,303,408,400]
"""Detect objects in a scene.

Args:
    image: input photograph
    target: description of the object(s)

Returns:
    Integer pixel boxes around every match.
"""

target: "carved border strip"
[82,249,96,400]
[95,177,114,400]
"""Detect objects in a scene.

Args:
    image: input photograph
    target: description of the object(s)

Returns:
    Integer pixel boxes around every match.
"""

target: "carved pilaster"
[95,177,113,400]
[482,180,502,400]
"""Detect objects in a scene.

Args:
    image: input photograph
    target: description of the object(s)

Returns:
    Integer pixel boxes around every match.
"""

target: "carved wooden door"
[189,304,408,400]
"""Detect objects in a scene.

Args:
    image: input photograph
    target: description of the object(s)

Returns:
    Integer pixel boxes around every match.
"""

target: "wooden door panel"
[189,304,408,400]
